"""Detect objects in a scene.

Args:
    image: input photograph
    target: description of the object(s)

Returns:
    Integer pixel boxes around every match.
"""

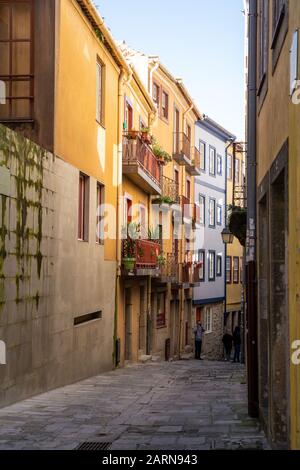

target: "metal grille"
[75,442,112,451]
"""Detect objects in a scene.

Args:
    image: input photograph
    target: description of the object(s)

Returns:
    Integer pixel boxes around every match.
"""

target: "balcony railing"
[123,134,162,194]
[173,132,191,164]
[162,176,180,204]
[160,253,180,283]
[186,147,201,176]
[122,239,161,274]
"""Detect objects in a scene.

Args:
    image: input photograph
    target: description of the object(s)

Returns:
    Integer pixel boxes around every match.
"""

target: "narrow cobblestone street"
[0,360,268,450]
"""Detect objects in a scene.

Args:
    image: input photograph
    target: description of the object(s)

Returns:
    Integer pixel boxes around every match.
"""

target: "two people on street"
[193,322,205,360]
[222,326,241,363]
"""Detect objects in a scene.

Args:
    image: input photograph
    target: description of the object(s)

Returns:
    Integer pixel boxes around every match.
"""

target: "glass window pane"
[0,5,10,40]
[12,2,31,39]
[12,42,31,75]
[11,98,30,118]
[12,80,30,98]
[0,43,9,75]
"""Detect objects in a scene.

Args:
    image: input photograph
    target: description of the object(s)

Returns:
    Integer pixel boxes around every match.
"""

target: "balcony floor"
[123,164,162,195]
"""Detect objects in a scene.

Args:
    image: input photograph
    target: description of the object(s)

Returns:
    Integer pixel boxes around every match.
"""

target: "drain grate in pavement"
[75,442,112,450]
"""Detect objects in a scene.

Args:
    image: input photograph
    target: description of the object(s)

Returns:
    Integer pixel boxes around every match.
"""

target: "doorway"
[125,288,132,361]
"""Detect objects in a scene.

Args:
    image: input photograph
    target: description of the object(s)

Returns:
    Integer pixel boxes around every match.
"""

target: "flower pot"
[128,130,139,140]
[123,258,136,271]
[141,132,152,145]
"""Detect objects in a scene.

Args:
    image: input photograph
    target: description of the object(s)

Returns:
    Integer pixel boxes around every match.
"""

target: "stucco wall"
[0,125,116,407]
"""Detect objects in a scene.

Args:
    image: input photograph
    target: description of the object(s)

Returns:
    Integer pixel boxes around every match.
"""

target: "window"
[209,146,216,176]
[204,307,213,333]
[226,256,232,283]
[0,0,34,121]
[217,255,222,277]
[208,251,216,281]
[96,183,104,244]
[240,257,243,284]
[199,140,206,171]
[162,90,169,120]
[199,195,205,226]
[209,198,216,227]
[124,98,133,131]
[186,178,191,200]
[198,250,205,281]
[156,292,166,328]
[153,82,160,108]
[290,30,299,96]
[227,155,233,180]
[259,0,269,82]
[96,60,105,125]
[272,0,285,36]
[217,155,222,175]
[235,158,240,184]
[217,205,222,226]
[233,257,239,283]
[78,173,89,241]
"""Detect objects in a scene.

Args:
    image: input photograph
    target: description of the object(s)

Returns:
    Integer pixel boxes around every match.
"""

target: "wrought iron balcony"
[123,134,162,195]
[121,239,161,276]
[159,253,180,284]
[173,132,192,166]
[186,147,201,176]
[162,176,180,204]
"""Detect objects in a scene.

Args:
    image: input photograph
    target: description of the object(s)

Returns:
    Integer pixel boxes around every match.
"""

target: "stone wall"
[0,125,116,407]
[202,302,224,361]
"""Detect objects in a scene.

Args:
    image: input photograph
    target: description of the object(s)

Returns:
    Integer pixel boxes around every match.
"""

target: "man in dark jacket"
[222,331,233,361]
[232,326,241,363]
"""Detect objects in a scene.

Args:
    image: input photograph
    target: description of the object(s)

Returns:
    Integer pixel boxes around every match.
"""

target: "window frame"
[198,250,205,282]
[161,88,169,121]
[208,198,216,228]
[217,204,222,226]
[0,0,34,122]
[96,58,105,127]
[78,172,89,242]
[208,250,216,282]
[204,307,213,333]
[199,194,206,226]
[96,182,104,245]
[233,256,240,284]
[217,154,222,175]
[199,140,206,171]
[227,154,233,180]
[226,256,232,284]
[153,81,161,110]
[216,255,222,277]
[209,145,216,176]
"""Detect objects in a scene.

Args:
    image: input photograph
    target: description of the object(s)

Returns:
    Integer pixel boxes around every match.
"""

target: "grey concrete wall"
[0,125,116,407]
[201,302,224,361]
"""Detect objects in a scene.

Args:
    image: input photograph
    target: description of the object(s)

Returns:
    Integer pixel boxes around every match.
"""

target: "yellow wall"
[288,0,300,450]
[55,0,120,261]
[226,146,244,311]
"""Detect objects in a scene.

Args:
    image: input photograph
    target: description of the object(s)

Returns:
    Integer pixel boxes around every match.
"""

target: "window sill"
[78,239,89,243]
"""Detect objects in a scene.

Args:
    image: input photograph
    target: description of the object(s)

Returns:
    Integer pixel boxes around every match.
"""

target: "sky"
[96,0,246,140]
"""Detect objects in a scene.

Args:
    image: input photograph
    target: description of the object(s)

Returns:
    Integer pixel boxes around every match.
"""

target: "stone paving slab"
[0,360,269,450]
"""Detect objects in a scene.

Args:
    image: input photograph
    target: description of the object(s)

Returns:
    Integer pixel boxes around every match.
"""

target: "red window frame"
[0,0,34,121]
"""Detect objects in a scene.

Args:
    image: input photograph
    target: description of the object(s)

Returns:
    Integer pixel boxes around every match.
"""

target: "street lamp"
[221,227,234,245]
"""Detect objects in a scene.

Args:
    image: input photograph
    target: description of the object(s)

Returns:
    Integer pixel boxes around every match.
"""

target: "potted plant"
[127,128,140,140]
[157,253,166,267]
[140,127,152,145]
[228,205,247,247]
[122,223,140,271]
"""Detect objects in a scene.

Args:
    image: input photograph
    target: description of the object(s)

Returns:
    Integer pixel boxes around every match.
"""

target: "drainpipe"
[246,0,259,418]
[114,67,132,367]
[148,59,159,96]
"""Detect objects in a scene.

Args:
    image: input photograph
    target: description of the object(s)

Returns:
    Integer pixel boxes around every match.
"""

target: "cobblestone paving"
[0,360,269,450]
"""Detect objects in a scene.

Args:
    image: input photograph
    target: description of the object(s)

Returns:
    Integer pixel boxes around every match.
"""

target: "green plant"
[148,226,160,241]
[228,205,247,247]
[151,137,172,163]
[157,254,166,267]
[152,196,175,206]
[122,223,140,259]
[141,127,150,133]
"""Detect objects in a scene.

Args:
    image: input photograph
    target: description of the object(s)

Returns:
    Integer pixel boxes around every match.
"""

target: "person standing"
[222,331,233,361]
[232,326,241,363]
[193,322,205,360]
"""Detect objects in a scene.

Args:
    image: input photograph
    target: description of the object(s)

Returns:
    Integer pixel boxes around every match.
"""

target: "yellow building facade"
[251,0,300,449]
